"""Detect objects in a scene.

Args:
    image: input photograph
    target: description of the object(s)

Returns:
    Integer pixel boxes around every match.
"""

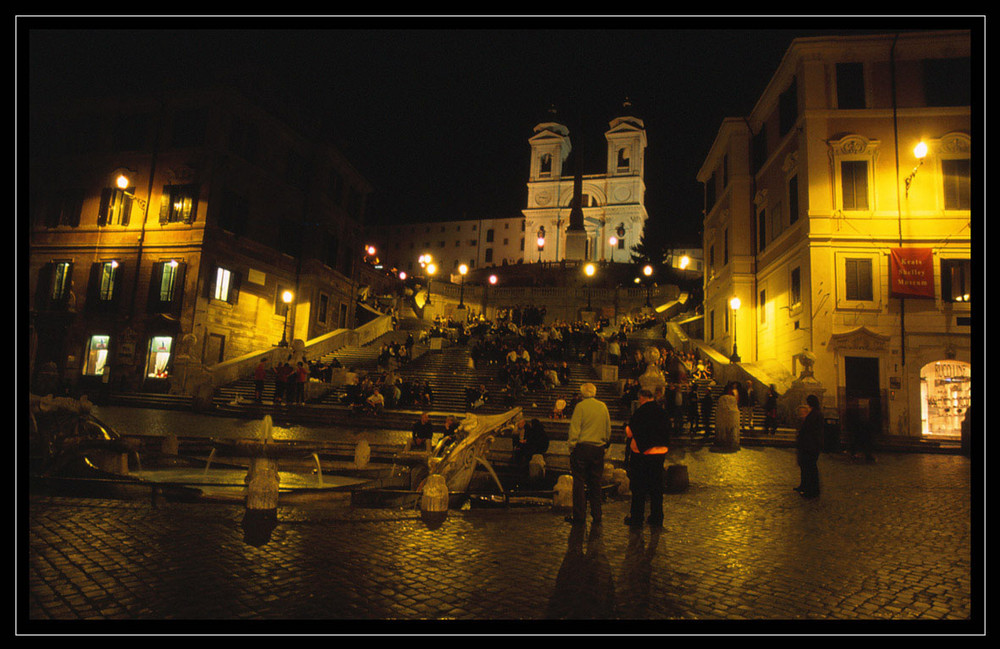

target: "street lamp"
[611,223,625,263]
[458,263,468,308]
[729,296,741,363]
[905,141,928,199]
[679,255,691,270]
[584,262,596,311]
[279,290,294,347]
[536,226,546,263]
[425,262,437,305]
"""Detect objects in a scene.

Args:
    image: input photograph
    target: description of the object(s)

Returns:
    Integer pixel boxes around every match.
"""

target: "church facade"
[522,104,649,264]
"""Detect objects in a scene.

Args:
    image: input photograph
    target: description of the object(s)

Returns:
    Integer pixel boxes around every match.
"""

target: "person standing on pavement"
[624,389,670,529]
[764,385,779,436]
[253,359,268,403]
[566,382,612,525]
[795,394,824,498]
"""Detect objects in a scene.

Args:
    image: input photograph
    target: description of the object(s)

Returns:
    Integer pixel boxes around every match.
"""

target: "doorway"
[845,356,882,434]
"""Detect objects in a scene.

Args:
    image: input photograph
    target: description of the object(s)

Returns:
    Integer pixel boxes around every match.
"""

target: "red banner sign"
[890,248,935,299]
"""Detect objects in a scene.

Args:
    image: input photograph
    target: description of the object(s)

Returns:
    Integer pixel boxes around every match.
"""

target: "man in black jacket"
[624,389,671,529]
[795,394,824,498]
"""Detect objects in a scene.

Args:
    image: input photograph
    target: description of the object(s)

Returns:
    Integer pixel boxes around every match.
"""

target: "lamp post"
[611,223,625,263]
[279,290,294,347]
[584,262,596,311]
[904,141,928,199]
[537,226,545,263]
[643,264,654,307]
[729,296,741,363]
[425,262,436,305]
[458,264,468,308]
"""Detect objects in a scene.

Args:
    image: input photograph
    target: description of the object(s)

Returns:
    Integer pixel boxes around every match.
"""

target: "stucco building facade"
[697,30,973,440]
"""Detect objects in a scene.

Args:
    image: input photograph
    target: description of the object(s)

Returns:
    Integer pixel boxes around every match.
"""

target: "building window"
[779,78,798,136]
[485,248,494,263]
[98,187,133,226]
[841,160,869,211]
[486,229,494,243]
[790,267,801,308]
[923,57,971,108]
[836,62,865,109]
[46,190,84,228]
[212,266,238,304]
[941,158,971,211]
[159,184,199,224]
[159,261,179,302]
[844,258,874,301]
[540,153,551,176]
[318,292,329,323]
[97,261,119,301]
[145,336,174,378]
[941,259,971,303]
[83,335,111,376]
[617,146,630,171]
[51,262,72,302]
[830,135,879,213]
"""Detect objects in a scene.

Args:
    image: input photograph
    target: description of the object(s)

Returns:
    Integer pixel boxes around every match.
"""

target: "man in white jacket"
[566,382,612,525]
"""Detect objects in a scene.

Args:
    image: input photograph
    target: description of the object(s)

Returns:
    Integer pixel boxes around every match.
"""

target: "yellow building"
[698,30,973,440]
[29,86,371,395]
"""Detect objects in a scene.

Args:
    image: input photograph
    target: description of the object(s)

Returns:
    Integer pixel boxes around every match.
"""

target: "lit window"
[214,267,233,302]
[98,187,133,226]
[83,335,110,376]
[146,336,173,378]
[98,261,119,301]
[941,259,971,303]
[160,261,178,302]
[51,262,72,301]
[159,184,199,224]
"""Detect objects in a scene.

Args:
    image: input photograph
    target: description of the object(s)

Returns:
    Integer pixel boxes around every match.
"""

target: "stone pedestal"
[564,229,588,261]
[598,364,619,382]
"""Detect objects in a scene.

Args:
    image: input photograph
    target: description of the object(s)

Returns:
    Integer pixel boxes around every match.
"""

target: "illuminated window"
[214,267,234,302]
[145,336,174,378]
[97,261,119,301]
[98,187,133,226]
[159,184,199,224]
[52,262,71,301]
[83,335,110,376]
[941,259,971,303]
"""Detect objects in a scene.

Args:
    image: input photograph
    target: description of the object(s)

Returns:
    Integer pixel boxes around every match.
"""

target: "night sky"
[24,17,963,247]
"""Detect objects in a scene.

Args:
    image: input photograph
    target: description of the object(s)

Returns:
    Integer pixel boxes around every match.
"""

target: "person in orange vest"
[624,388,670,530]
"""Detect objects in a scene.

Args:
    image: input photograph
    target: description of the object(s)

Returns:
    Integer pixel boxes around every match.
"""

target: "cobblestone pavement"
[23,433,982,633]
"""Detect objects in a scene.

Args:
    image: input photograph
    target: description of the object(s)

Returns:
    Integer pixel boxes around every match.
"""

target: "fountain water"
[311,452,323,486]
[204,448,217,475]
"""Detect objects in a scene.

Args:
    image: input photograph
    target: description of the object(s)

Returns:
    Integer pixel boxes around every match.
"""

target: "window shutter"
[35,263,54,310]
[227,270,241,305]
[148,262,164,312]
[159,191,171,224]
[171,262,187,313]
[858,259,872,300]
[121,190,133,226]
[97,188,112,226]
[87,262,103,309]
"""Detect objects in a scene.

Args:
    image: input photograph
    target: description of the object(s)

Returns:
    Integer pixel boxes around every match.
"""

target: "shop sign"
[890,248,935,299]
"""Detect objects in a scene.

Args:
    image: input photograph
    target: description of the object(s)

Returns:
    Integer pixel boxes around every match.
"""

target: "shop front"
[920,360,970,439]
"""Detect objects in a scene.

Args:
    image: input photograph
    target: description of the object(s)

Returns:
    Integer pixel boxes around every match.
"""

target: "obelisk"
[564,132,588,261]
